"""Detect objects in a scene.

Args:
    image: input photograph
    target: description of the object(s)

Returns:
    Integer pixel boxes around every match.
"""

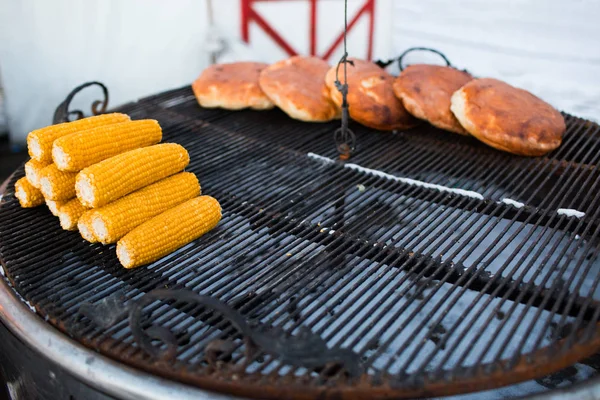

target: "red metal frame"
[240,0,376,61]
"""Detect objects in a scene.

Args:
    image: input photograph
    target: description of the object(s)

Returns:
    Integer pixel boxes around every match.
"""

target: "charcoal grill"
[2,83,600,399]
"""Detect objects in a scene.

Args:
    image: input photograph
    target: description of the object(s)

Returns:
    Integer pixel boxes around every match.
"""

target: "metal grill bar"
[411,122,600,371]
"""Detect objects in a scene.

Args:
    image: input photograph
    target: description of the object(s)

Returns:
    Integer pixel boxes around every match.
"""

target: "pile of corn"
[14,113,221,269]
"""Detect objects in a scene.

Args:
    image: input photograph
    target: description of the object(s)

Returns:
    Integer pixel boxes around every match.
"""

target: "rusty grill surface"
[2,86,600,399]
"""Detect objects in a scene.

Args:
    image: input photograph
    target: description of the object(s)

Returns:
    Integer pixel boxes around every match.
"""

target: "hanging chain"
[333,0,356,160]
[205,0,228,64]
[207,0,216,64]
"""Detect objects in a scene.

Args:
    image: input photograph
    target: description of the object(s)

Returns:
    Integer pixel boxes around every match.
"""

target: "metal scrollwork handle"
[375,47,454,72]
[128,289,365,377]
[397,47,452,71]
[53,81,109,124]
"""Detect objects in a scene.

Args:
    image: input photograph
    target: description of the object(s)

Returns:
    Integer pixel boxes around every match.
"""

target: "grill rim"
[1,244,599,400]
[2,86,600,399]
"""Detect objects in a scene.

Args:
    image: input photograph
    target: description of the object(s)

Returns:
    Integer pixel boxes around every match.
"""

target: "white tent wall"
[0,0,598,144]
[391,0,600,123]
[0,0,211,144]
[0,0,393,144]
[0,80,6,135]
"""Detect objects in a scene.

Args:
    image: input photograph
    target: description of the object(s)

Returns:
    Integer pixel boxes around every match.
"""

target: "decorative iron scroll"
[128,289,365,377]
[375,47,453,71]
[53,81,109,124]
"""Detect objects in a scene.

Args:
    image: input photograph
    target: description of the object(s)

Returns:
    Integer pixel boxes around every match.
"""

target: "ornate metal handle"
[397,47,452,71]
[53,81,109,124]
[128,288,365,377]
[375,47,453,71]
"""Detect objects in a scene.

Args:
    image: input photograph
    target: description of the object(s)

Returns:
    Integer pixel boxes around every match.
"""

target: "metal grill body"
[2,86,600,399]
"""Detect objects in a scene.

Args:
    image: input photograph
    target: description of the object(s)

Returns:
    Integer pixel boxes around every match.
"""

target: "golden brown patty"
[258,56,340,122]
[192,62,274,110]
[393,64,473,135]
[451,78,565,156]
[325,58,419,131]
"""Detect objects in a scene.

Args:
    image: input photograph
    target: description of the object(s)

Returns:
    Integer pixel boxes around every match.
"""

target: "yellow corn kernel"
[92,172,201,244]
[52,120,163,172]
[76,143,190,208]
[78,210,98,243]
[39,164,77,201]
[58,198,89,231]
[27,113,131,163]
[24,158,51,188]
[117,196,221,269]
[45,198,71,217]
[14,177,44,208]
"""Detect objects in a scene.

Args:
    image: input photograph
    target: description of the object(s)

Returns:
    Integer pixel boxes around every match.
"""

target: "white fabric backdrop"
[0,0,393,143]
[1,0,598,143]
[391,0,600,122]
[0,0,211,143]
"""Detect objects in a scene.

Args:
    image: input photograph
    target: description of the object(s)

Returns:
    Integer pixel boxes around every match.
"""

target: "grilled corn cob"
[52,120,162,172]
[58,198,89,231]
[78,210,98,243]
[39,164,77,201]
[76,143,190,208]
[24,158,51,188]
[27,113,131,163]
[92,172,201,244]
[117,196,221,269]
[14,177,44,208]
[45,198,71,216]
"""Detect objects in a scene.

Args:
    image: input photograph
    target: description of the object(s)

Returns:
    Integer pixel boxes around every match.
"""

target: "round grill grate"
[2,86,600,399]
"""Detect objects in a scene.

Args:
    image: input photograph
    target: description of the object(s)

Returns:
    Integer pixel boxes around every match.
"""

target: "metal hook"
[333,0,356,161]
[334,123,356,161]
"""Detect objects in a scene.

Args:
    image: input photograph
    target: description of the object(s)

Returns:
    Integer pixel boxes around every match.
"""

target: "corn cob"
[52,120,162,172]
[39,164,77,201]
[117,196,221,269]
[58,198,89,231]
[76,143,190,208]
[45,198,71,217]
[27,113,131,163]
[92,172,201,244]
[14,177,45,208]
[78,210,98,243]
[24,158,51,188]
